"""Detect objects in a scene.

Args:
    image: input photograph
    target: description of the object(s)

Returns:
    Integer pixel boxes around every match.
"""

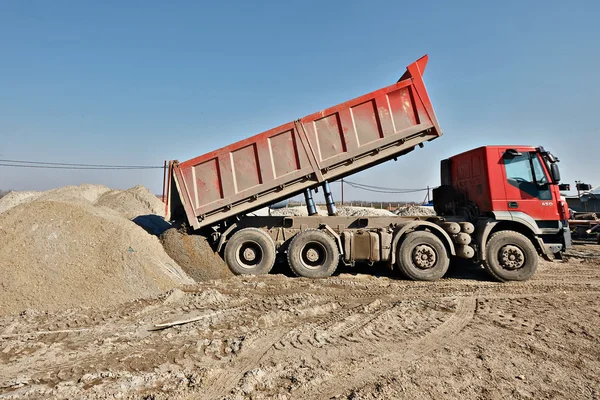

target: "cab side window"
[504,153,552,200]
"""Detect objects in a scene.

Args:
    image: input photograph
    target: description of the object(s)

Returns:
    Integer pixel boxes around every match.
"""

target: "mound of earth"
[160,228,233,281]
[35,184,111,205]
[0,191,42,214]
[395,205,436,216]
[96,185,166,219]
[271,206,394,217]
[0,184,164,219]
[0,200,193,316]
[271,206,327,216]
[335,206,395,217]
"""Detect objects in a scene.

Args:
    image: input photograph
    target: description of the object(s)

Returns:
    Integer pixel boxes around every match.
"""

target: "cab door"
[500,150,560,221]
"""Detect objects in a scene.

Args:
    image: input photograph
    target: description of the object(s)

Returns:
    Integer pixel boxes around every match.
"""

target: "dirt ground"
[1,243,599,400]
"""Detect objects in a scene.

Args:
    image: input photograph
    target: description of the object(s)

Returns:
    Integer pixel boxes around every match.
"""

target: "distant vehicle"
[165,56,571,281]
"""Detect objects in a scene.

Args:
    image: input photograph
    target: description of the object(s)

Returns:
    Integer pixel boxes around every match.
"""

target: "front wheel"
[483,230,538,282]
[396,231,450,281]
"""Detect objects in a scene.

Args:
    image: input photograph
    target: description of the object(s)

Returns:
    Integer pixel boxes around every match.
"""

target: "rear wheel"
[287,230,339,278]
[483,230,538,282]
[396,231,450,281]
[224,228,276,275]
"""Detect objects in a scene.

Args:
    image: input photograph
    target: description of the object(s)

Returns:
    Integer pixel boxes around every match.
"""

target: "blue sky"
[1,0,598,202]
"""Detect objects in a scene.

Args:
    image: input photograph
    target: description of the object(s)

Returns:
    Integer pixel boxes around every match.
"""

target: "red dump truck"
[165,55,571,281]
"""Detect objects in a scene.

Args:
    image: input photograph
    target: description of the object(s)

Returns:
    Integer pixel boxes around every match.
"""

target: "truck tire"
[396,231,450,281]
[287,230,339,278]
[224,228,276,275]
[483,230,538,282]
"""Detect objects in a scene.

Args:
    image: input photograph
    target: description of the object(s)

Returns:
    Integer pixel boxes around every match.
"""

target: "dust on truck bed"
[166,55,441,229]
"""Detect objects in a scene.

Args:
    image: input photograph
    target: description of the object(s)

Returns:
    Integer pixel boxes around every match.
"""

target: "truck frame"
[165,55,571,282]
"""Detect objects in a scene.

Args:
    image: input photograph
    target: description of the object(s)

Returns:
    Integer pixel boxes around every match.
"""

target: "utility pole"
[162,160,167,203]
[341,178,344,206]
[422,186,430,205]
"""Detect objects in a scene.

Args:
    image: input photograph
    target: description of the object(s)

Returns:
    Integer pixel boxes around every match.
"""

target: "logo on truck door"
[541,201,553,206]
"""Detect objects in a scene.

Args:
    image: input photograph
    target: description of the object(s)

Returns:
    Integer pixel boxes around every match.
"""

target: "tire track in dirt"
[199,329,288,399]
[0,304,250,386]
[0,292,334,389]
[272,301,390,352]
[294,296,477,399]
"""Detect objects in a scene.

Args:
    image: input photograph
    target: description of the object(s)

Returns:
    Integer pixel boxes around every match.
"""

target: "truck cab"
[436,145,571,275]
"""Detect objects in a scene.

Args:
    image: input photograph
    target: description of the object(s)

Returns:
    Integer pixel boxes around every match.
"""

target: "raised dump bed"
[166,55,441,229]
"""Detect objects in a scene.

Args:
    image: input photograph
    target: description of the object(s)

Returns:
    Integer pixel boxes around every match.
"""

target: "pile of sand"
[96,185,166,219]
[0,184,201,316]
[271,206,327,217]
[271,206,395,217]
[0,191,42,214]
[0,184,111,215]
[0,184,164,219]
[335,206,395,217]
[395,205,436,217]
[161,229,233,281]
[0,200,193,315]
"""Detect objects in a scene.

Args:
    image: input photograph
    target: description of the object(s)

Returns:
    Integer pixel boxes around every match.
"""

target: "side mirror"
[558,183,570,191]
[503,149,522,160]
[550,163,561,184]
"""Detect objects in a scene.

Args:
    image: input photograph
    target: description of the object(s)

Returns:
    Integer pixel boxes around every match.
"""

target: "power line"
[0,159,163,170]
[345,180,431,192]
[344,180,430,194]
[0,163,163,170]
[347,185,427,194]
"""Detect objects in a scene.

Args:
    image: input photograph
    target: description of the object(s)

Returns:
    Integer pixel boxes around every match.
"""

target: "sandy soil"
[1,244,599,399]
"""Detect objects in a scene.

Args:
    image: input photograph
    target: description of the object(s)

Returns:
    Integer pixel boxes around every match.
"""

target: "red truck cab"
[435,145,572,265]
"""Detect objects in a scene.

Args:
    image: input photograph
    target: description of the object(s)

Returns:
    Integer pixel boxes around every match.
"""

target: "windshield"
[531,155,549,185]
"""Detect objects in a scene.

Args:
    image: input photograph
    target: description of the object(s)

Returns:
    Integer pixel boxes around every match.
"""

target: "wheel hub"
[300,242,327,270]
[243,247,257,262]
[236,241,263,268]
[412,244,437,269]
[305,248,320,263]
[499,245,525,270]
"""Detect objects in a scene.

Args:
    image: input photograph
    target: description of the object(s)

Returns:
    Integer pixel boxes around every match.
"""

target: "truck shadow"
[131,214,173,236]
[271,258,492,281]
[333,259,490,281]
[445,260,490,280]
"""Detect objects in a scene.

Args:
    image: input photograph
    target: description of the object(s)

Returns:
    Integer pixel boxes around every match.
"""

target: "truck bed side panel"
[169,56,441,229]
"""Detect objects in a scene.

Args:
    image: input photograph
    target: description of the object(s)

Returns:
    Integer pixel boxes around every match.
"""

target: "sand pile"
[0,184,164,219]
[0,184,198,316]
[161,229,233,281]
[271,206,327,217]
[0,191,42,214]
[35,184,111,205]
[395,205,436,217]
[96,185,166,219]
[0,200,193,315]
[271,206,395,217]
[0,184,112,215]
[335,206,395,217]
